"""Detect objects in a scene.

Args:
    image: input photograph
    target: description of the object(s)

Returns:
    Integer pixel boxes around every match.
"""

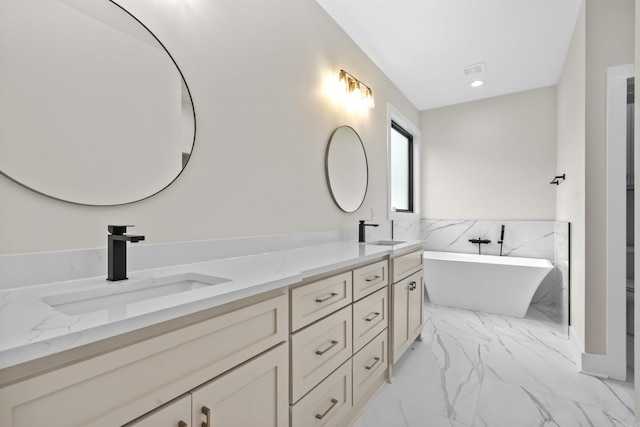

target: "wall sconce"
[339,70,375,109]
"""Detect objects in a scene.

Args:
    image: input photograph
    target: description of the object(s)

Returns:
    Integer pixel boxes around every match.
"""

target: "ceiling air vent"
[461,62,486,76]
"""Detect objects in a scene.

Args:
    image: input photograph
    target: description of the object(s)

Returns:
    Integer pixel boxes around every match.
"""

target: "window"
[390,120,414,213]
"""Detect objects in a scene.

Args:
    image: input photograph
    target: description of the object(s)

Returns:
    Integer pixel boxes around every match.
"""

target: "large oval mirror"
[0,0,195,206]
[325,126,368,212]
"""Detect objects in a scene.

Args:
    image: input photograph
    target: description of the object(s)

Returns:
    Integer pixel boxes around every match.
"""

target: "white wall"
[0,0,418,255]
[557,1,586,351]
[584,0,635,353]
[420,86,557,220]
[557,0,635,357]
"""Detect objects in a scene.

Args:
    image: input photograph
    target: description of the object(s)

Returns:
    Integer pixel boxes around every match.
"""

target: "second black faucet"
[358,220,379,243]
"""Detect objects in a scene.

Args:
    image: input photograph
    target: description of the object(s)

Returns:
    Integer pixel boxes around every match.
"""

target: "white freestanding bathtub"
[423,251,553,318]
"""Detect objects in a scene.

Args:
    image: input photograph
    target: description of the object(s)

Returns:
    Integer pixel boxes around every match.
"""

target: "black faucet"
[107,225,145,281]
[358,220,379,243]
[468,237,491,255]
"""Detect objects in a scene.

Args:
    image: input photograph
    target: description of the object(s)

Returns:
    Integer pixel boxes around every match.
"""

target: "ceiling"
[316,0,582,111]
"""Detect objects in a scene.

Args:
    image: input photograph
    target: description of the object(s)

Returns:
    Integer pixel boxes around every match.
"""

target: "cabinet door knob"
[315,340,339,355]
[409,281,416,291]
[179,422,187,427]
[201,406,211,427]
[315,398,339,420]
[315,292,338,303]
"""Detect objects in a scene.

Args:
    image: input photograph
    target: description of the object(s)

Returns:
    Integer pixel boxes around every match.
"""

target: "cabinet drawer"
[353,330,387,407]
[290,306,352,403]
[353,260,388,301]
[291,272,352,332]
[352,287,388,352]
[290,360,352,427]
[392,250,423,282]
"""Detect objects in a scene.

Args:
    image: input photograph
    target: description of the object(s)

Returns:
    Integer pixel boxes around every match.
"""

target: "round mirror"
[0,0,196,206]
[325,126,368,212]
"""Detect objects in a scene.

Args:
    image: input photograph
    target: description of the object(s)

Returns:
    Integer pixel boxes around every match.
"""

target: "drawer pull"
[179,422,187,427]
[365,275,381,282]
[365,356,381,370]
[409,281,417,291]
[315,292,338,303]
[315,340,339,355]
[201,406,211,427]
[315,398,339,420]
[364,312,381,322]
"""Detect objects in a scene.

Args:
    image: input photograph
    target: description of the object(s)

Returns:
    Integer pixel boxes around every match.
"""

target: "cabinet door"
[191,343,288,427]
[392,278,410,364]
[392,270,423,364]
[125,395,191,427]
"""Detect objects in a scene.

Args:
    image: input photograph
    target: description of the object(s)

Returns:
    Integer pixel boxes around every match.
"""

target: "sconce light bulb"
[337,70,375,110]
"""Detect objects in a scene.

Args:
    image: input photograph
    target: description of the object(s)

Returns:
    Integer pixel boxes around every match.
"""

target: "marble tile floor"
[354,302,635,427]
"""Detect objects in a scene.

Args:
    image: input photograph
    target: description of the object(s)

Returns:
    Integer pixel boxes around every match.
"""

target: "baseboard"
[568,326,584,371]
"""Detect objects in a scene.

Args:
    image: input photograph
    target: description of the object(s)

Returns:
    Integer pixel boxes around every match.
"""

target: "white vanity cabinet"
[0,293,288,427]
[289,259,390,427]
[0,244,424,427]
[390,250,424,364]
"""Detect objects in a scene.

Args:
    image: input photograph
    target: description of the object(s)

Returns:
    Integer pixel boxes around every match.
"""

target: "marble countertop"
[0,240,423,373]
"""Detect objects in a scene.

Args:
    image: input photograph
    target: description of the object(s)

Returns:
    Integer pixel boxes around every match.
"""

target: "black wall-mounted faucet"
[358,220,379,243]
[469,237,491,255]
[107,225,145,282]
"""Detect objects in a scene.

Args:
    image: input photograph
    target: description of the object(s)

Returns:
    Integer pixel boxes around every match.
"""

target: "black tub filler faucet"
[468,237,491,255]
[107,225,145,282]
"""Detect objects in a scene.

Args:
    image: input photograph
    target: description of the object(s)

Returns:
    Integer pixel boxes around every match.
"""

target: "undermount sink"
[40,272,231,315]
[367,240,406,246]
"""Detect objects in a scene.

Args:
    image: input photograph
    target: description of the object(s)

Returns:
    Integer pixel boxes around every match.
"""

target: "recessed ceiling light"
[470,80,484,87]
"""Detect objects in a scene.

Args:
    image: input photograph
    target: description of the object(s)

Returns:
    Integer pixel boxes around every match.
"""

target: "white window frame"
[387,103,420,221]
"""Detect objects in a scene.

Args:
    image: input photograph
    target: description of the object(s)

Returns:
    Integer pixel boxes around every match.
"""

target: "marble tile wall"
[394,219,569,332]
